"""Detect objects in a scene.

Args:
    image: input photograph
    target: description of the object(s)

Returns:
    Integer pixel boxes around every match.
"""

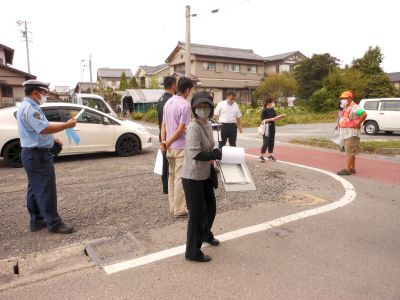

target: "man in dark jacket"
[156,76,177,194]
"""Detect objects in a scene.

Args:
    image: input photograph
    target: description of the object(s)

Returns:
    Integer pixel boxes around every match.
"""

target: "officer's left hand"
[238,127,243,133]
[54,137,63,146]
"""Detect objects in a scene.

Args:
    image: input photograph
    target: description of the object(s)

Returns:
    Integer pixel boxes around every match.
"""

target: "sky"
[1,0,399,89]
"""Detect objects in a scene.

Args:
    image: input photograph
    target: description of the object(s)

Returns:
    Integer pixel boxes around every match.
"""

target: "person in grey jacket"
[182,91,222,263]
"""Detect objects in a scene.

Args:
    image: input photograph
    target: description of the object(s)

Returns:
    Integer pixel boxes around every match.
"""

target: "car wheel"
[364,121,379,135]
[116,134,140,157]
[3,140,22,168]
[384,131,394,134]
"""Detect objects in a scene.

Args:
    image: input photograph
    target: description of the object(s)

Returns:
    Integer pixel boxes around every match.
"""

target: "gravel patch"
[0,150,295,259]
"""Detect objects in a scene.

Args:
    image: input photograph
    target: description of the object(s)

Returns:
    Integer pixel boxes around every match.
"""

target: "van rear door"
[378,100,400,130]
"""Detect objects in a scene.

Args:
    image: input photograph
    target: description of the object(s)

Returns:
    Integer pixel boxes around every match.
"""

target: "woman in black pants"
[258,98,286,162]
[181,91,222,262]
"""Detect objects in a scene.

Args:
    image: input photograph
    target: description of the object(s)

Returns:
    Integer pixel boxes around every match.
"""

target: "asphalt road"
[1,122,399,299]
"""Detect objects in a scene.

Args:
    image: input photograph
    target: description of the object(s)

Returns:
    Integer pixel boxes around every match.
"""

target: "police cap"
[23,80,50,93]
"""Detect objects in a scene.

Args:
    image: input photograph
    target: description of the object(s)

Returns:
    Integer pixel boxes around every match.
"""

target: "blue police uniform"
[17,96,61,230]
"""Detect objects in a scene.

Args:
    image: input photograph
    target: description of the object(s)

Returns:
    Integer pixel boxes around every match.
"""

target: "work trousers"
[261,127,276,154]
[161,150,169,193]
[182,178,216,260]
[166,148,186,215]
[21,149,61,229]
[219,123,237,148]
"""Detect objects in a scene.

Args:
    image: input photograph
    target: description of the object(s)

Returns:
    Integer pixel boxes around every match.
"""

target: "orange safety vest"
[339,102,359,128]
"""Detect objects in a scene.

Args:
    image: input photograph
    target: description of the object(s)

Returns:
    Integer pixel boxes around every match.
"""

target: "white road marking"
[103,154,356,275]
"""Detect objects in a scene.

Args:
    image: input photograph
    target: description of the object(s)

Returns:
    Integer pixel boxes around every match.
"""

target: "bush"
[305,87,337,112]
[131,112,144,120]
[142,107,158,123]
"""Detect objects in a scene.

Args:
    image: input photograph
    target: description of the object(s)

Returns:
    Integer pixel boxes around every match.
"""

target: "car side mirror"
[103,117,110,125]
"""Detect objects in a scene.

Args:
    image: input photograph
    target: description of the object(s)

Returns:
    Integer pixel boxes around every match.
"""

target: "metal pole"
[185,5,191,78]
[89,54,93,94]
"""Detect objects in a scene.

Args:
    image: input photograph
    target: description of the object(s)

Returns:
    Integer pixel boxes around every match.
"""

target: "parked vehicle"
[359,98,400,135]
[71,93,118,118]
[0,103,152,167]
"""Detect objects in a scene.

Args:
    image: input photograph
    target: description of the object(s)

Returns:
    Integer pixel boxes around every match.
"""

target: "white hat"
[23,80,50,92]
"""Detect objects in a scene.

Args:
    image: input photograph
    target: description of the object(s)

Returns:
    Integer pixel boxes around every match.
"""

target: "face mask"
[35,93,47,104]
[195,107,211,119]
[271,103,275,108]
[340,100,347,108]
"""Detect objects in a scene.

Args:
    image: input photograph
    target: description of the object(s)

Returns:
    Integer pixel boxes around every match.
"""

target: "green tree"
[119,72,128,91]
[323,68,369,100]
[257,73,298,105]
[128,77,139,89]
[351,46,394,98]
[149,76,159,89]
[293,53,339,100]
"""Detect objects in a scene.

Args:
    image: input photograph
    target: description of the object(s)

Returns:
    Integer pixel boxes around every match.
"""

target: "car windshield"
[81,97,110,113]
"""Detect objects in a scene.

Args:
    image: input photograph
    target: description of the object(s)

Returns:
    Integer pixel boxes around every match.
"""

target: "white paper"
[153,150,163,175]
[220,146,245,164]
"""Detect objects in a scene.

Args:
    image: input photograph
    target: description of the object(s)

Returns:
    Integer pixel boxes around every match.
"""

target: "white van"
[359,98,400,135]
[71,93,117,118]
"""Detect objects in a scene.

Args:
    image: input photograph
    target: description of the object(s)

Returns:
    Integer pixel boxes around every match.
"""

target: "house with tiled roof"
[97,68,133,90]
[264,51,306,75]
[387,72,400,90]
[165,41,265,103]
[135,64,169,89]
[0,43,36,108]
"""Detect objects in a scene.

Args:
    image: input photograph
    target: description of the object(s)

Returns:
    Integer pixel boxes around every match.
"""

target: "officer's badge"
[33,112,41,119]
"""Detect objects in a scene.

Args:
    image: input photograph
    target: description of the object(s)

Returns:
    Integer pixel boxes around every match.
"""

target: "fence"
[0,98,16,109]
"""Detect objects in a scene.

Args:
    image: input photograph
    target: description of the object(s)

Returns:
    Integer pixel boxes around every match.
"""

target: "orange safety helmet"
[339,90,353,99]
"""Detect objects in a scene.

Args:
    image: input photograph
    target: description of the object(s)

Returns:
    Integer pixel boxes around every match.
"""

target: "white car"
[0,103,153,167]
[359,98,400,135]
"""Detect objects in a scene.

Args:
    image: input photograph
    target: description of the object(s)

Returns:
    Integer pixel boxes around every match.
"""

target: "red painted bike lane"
[246,145,400,186]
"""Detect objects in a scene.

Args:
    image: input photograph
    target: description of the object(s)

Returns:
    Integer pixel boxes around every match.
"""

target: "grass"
[239,104,337,128]
[131,104,339,128]
[290,137,400,155]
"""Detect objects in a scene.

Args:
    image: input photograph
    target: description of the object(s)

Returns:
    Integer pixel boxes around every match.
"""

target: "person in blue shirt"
[17,80,77,234]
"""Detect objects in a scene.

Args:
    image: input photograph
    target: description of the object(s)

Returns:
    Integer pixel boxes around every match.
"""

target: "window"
[381,100,400,111]
[203,62,216,71]
[247,65,257,73]
[363,101,379,110]
[275,65,280,74]
[224,64,240,73]
[1,86,13,97]
[174,63,185,74]
[78,110,104,124]
[42,108,61,122]
[63,108,83,121]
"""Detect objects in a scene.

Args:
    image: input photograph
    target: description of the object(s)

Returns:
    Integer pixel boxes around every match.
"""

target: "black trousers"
[21,149,61,229]
[182,178,216,260]
[161,151,169,193]
[261,127,276,154]
[219,123,237,148]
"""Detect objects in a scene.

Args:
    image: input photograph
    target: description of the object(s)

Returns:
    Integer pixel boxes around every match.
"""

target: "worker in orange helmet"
[337,91,367,175]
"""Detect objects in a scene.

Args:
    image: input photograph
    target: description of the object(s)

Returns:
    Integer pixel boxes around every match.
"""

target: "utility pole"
[185,5,191,78]
[17,20,31,73]
[89,54,93,94]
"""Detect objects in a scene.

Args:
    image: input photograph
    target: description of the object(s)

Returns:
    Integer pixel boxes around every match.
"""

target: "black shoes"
[207,238,220,246]
[48,222,74,234]
[186,255,212,263]
[30,220,47,232]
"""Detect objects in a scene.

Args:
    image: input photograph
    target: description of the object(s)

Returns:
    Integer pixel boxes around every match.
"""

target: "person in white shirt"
[214,91,242,148]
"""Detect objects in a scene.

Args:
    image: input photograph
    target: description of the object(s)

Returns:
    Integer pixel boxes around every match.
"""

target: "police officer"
[17,80,77,234]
